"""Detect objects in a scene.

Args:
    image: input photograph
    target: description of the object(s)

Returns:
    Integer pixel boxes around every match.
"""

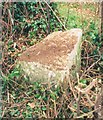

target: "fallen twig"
[75,79,97,94]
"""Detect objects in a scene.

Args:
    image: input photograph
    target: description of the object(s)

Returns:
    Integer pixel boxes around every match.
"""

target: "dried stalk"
[75,79,97,94]
[43,0,67,30]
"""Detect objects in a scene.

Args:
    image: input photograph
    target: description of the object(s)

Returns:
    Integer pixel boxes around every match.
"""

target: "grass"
[57,3,99,30]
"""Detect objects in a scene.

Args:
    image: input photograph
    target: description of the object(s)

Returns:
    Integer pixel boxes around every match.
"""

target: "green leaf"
[50,92,57,100]
[8,69,20,79]
[42,106,46,111]
[35,94,41,99]
[79,79,87,84]
[82,107,89,113]
[8,40,13,45]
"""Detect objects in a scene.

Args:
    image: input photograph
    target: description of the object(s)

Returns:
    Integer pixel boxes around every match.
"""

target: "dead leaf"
[28,102,35,109]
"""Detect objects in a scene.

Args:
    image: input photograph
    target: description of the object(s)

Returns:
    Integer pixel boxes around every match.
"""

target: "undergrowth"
[1,2,103,119]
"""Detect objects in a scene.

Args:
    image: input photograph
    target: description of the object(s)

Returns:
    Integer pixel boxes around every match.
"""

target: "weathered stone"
[17,28,82,85]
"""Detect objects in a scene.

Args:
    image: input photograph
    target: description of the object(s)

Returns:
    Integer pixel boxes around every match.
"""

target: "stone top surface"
[18,29,82,70]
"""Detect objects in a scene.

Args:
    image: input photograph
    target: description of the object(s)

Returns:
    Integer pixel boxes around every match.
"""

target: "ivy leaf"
[42,106,46,111]
[79,79,87,84]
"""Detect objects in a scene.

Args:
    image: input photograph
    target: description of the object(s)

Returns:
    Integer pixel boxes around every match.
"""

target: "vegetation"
[1,2,103,119]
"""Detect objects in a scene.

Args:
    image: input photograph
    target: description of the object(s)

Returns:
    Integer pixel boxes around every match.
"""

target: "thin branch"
[43,0,67,30]
[75,79,97,94]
